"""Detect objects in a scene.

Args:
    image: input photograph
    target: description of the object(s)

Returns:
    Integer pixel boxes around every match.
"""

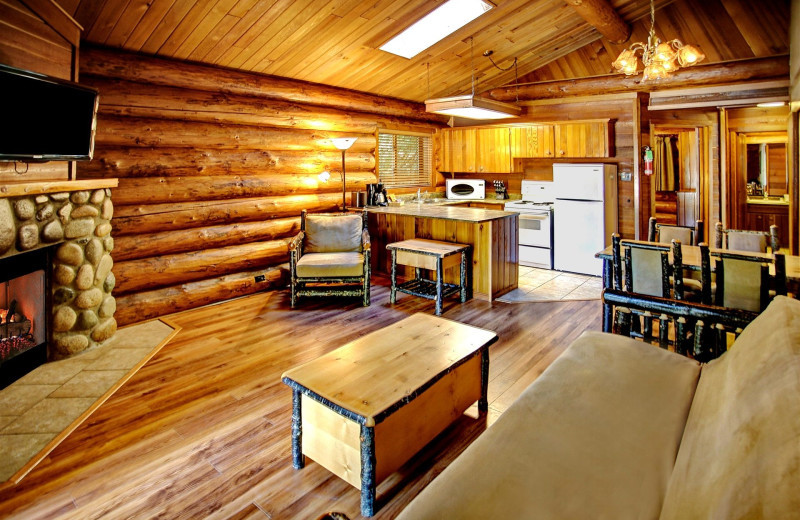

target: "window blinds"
[378,132,432,188]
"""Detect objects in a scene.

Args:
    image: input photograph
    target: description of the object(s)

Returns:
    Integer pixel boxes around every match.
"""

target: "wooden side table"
[387,239,471,315]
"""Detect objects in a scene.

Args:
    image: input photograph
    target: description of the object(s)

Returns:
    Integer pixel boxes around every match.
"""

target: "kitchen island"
[367,204,518,301]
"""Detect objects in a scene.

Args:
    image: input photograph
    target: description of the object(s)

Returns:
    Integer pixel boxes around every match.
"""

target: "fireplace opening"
[0,247,51,390]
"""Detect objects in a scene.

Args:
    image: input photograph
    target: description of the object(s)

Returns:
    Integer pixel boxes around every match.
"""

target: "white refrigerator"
[553,163,618,276]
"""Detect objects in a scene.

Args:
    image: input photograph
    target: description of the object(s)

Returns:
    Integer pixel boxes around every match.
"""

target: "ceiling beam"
[563,0,631,44]
[482,55,790,101]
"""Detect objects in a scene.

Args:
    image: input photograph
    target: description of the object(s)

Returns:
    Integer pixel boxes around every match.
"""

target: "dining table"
[595,241,800,332]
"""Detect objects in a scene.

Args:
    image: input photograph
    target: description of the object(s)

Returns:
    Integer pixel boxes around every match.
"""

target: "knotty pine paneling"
[77,46,444,325]
[515,96,639,239]
[522,0,790,83]
[0,0,81,183]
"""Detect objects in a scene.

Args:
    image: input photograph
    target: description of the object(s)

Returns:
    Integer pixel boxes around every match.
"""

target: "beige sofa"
[397,296,800,520]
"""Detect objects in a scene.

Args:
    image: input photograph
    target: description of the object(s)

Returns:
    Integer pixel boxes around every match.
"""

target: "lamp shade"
[331,137,357,150]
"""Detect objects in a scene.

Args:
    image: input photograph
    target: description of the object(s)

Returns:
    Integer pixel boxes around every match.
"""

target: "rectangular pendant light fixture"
[425,94,521,120]
[380,0,493,59]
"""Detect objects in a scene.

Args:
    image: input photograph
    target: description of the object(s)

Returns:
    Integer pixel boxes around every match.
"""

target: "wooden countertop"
[0,179,119,198]
[746,197,789,206]
[366,203,516,222]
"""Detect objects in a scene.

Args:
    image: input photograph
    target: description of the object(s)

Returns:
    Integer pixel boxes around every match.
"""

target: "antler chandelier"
[612,0,705,81]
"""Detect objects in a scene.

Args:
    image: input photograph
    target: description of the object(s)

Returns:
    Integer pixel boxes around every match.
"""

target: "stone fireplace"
[0,180,117,386]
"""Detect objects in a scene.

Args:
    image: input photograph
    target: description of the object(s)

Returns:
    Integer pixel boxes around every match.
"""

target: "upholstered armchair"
[289,210,371,308]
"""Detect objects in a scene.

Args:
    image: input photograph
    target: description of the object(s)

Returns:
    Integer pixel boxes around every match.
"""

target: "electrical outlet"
[254,274,266,283]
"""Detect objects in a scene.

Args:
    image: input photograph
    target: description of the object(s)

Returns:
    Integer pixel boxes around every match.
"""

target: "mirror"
[742,132,787,198]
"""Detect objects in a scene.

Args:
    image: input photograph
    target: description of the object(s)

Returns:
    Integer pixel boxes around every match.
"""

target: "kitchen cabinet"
[441,127,511,173]
[439,120,612,173]
[745,202,789,247]
[554,121,611,158]
[509,125,554,158]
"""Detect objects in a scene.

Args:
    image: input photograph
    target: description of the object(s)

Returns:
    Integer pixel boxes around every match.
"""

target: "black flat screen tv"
[0,64,99,162]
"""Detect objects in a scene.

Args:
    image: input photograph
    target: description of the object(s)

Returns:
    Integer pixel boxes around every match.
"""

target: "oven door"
[518,212,551,248]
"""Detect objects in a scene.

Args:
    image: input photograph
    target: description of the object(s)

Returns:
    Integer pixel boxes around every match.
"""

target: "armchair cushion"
[304,214,363,253]
[296,252,365,278]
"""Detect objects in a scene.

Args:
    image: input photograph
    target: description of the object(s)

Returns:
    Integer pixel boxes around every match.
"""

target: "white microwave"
[446,179,485,200]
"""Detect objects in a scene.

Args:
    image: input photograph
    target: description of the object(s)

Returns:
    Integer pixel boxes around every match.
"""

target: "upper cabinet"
[509,124,554,158]
[440,120,613,173]
[553,121,612,158]
[442,127,511,173]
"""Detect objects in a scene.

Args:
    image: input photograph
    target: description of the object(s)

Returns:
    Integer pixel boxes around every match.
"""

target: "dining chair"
[714,222,780,253]
[710,252,773,312]
[648,217,703,246]
[612,235,690,345]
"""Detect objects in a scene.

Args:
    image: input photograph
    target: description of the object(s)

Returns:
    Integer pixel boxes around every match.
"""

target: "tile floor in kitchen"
[501,266,603,302]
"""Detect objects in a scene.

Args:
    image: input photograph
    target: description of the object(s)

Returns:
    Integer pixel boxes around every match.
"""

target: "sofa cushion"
[659,296,800,520]
[397,331,701,520]
[304,214,362,253]
[296,252,364,278]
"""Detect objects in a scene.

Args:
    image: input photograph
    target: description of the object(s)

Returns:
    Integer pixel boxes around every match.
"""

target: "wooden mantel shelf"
[0,179,119,198]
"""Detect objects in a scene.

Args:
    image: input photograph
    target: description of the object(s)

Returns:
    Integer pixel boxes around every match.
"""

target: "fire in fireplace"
[0,247,49,389]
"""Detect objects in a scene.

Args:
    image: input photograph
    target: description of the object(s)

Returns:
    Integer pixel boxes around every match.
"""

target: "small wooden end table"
[387,238,471,315]
[281,313,497,517]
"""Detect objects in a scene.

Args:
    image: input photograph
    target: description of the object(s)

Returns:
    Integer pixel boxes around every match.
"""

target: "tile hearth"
[0,319,176,482]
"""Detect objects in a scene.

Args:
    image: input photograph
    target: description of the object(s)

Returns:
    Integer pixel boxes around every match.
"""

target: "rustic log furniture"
[396,296,800,519]
[281,313,497,517]
[386,239,470,316]
[597,242,796,332]
[289,210,371,308]
[714,221,780,253]
[711,251,776,312]
[648,217,703,245]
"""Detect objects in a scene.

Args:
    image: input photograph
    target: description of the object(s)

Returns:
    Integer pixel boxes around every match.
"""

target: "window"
[378,132,432,188]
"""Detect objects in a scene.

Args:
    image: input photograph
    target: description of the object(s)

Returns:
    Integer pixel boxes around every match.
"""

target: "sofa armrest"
[289,231,305,254]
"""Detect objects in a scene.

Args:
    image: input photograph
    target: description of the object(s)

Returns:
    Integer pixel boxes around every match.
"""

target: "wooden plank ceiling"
[57,0,790,103]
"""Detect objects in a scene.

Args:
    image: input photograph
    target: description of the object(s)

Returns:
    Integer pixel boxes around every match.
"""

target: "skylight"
[379,0,493,59]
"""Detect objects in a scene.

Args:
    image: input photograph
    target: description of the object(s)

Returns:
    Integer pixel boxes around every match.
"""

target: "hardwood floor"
[0,275,601,519]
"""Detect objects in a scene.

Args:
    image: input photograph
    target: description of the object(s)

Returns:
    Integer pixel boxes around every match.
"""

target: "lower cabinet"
[744,203,789,247]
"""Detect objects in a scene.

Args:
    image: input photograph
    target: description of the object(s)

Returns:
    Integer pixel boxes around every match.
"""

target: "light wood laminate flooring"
[0,275,601,519]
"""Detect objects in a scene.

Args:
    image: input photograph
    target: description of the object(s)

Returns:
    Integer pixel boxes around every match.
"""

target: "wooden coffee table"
[281,313,497,516]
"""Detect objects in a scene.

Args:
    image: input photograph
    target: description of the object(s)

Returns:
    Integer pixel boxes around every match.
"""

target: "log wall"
[77,46,444,325]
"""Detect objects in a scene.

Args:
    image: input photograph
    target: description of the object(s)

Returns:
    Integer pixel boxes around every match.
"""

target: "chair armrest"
[362,229,371,251]
[289,231,305,253]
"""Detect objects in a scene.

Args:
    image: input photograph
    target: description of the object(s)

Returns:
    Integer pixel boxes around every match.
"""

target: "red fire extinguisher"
[643,145,654,176]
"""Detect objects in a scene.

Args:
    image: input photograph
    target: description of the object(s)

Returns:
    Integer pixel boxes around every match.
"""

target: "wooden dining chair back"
[711,252,770,312]
[714,222,779,253]
[615,237,686,300]
[648,217,701,246]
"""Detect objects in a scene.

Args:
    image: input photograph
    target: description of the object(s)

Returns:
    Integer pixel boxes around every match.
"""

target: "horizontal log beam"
[483,55,790,101]
[81,45,444,124]
[94,115,376,153]
[113,218,301,262]
[84,76,408,134]
[78,146,376,179]
[565,0,630,44]
[114,239,290,295]
[111,172,377,205]
[112,194,343,235]
[114,266,287,326]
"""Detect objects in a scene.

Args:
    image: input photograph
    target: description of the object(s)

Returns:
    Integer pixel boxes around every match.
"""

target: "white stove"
[504,181,554,269]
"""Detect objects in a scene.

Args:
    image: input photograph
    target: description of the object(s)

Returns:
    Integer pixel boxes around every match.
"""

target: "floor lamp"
[331,137,357,212]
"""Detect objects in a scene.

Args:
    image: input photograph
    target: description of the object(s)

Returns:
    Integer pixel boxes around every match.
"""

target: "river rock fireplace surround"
[0,180,118,387]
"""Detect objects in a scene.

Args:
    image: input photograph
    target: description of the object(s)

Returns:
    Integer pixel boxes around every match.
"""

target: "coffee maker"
[366,183,388,206]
